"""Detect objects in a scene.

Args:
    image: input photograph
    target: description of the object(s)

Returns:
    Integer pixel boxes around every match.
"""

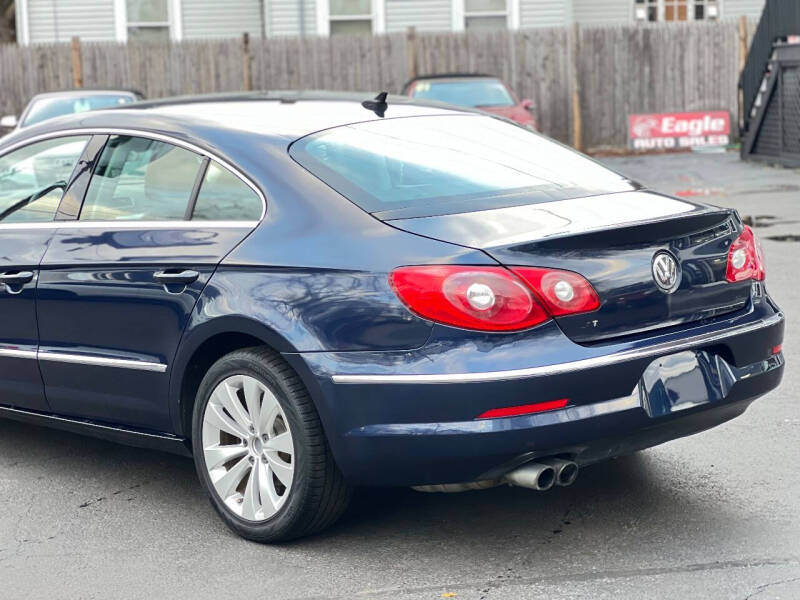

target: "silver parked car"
[1,89,143,135]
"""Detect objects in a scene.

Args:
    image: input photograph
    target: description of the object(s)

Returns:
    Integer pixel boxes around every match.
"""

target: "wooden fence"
[0,20,755,150]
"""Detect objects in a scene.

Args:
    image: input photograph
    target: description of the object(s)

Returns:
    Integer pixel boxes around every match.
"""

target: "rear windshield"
[290,115,635,219]
[410,79,515,108]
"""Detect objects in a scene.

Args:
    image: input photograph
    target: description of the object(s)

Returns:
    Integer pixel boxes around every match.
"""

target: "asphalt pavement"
[1,151,798,599]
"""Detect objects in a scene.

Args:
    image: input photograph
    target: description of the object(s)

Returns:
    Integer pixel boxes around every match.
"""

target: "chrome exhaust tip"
[538,457,579,487]
[502,462,556,491]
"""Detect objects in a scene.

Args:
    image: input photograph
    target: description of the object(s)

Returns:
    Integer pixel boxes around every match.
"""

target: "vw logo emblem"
[652,251,680,293]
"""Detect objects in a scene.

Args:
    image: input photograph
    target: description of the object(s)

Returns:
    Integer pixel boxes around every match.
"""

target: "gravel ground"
[0,151,798,599]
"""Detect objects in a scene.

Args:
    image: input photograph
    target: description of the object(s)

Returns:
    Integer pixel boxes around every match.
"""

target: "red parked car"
[402,73,538,130]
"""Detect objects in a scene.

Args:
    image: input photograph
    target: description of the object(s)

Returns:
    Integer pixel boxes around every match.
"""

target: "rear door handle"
[0,271,34,285]
[154,270,200,285]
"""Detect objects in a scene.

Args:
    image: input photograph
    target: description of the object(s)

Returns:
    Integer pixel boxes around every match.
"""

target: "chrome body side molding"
[0,347,38,360]
[0,346,167,373]
[38,351,168,372]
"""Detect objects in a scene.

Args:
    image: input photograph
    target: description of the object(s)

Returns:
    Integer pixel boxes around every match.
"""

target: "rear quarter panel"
[169,144,491,434]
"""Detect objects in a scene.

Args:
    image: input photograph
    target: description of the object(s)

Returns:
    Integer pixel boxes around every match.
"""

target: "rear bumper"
[290,302,784,487]
[338,354,782,486]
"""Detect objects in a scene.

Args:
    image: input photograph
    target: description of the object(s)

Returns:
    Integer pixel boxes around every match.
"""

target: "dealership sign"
[628,111,731,150]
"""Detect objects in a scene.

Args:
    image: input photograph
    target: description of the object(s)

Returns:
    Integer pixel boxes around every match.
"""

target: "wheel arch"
[168,316,321,440]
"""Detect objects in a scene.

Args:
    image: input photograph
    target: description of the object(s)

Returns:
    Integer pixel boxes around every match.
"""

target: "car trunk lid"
[388,191,751,343]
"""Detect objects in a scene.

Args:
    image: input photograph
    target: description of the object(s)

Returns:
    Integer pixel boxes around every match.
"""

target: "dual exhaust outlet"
[413,457,579,493]
[502,457,579,491]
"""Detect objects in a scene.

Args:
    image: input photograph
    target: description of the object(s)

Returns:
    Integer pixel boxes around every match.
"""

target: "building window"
[692,0,720,20]
[126,0,170,43]
[465,0,508,31]
[634,0,719,22]
[634,0,658,21]
[329,0,372,36]
[664,0,689,21]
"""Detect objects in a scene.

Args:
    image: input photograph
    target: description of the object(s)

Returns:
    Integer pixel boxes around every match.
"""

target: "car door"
[0,135,90,412]
[36,134,262,432]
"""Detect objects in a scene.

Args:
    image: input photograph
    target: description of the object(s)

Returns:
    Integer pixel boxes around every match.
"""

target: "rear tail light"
[389,266,549,332]
[726,225,765,282]
[510,267,601,316]
[389,265,600,332]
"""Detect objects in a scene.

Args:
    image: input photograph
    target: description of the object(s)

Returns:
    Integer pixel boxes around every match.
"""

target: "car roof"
[3,91,473,149]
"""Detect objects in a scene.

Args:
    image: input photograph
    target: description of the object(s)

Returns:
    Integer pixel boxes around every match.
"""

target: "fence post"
[737,16,749,132]
[242,32,252,91]
[71,36,83,89]
[569,23,582,152]
[406,27,417,82]
[738,16,749,72]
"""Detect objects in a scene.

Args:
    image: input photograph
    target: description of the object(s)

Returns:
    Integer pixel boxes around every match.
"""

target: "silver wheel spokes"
[202,375,295,522]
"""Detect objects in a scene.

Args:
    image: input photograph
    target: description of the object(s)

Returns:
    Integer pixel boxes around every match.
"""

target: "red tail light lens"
[389,266,550,331]
[511,267,601,316]
[477,398,569,419]
[726,225,765,282]
[390,265,601,332]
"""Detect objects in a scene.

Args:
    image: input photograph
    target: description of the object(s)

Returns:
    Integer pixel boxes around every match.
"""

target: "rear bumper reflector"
[478,398,569,419]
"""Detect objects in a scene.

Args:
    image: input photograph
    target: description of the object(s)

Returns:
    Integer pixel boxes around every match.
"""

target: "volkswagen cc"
[0,92,784,542]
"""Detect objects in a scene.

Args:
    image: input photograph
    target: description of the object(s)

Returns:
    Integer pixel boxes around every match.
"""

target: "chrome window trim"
[0,127,267,224]
[0,345,166,372]
[331,312,784,384]
[0,220,258,230]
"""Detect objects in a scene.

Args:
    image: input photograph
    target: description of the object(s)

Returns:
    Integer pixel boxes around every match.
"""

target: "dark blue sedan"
[0,92,784,542]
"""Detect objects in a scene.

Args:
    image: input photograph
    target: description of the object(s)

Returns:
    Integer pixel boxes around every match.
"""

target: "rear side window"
[0,136,89,223]
[192,162,262,221]
[290,115,635,219]
[80,135,202,221]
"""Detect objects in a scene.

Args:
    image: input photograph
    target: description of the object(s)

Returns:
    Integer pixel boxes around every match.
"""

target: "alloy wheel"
[201,375,295,522]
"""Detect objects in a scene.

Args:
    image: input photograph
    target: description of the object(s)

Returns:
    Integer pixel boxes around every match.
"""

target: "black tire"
[191,346,352,542]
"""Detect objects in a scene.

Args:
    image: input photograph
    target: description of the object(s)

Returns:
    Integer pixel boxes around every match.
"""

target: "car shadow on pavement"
[328,452,676,540]
[0,417,748,559]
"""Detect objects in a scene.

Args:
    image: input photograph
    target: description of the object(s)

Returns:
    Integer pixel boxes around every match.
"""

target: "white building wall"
[572,0,631,25]
[723,0,766,19]
[17,0,773,44]
[27,0,117,43]
[519,0,570,28]
[385,0,451,32]
[182,0,263,38]
[269,0,316,36]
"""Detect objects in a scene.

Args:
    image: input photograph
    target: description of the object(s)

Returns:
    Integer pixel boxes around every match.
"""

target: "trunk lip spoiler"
[387,191,735,249]
[331,311,783,384]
